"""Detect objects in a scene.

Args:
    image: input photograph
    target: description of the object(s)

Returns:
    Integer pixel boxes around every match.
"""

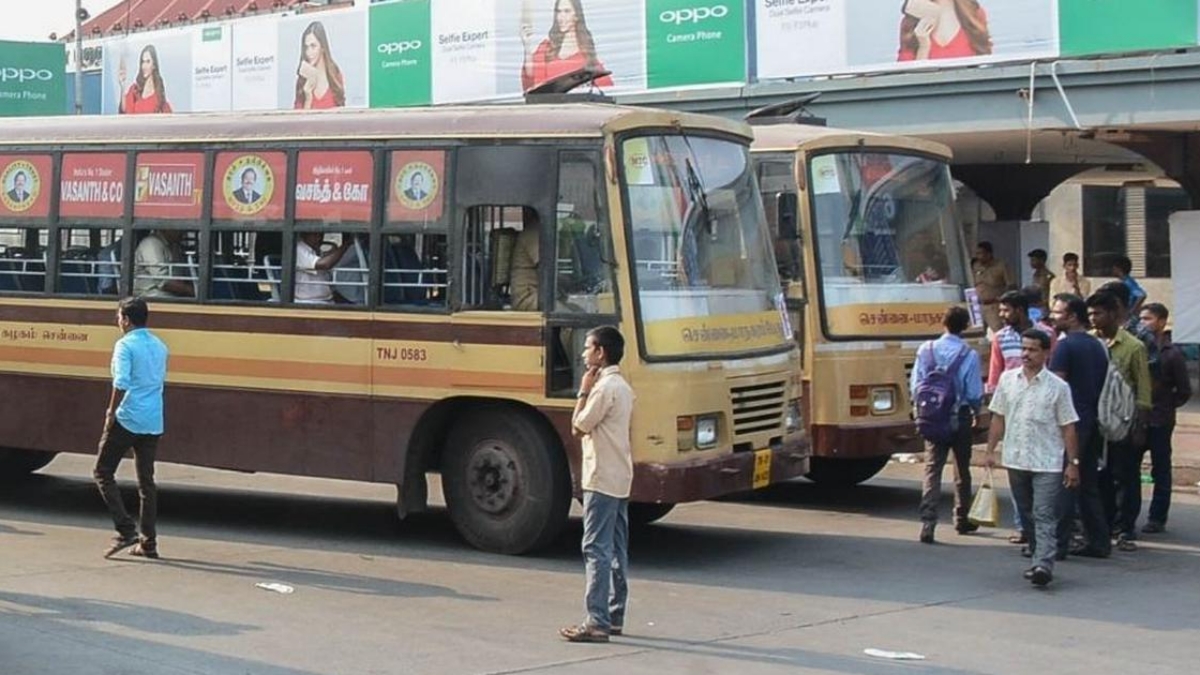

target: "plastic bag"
[968,469,999,527]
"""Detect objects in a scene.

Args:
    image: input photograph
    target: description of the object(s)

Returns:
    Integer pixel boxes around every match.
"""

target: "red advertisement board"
[387,150,445,223]
[60,153,127,219]
[295,151,374,223]
[134,152,204,220]
[0,154,53,219]
[212,152,287,221]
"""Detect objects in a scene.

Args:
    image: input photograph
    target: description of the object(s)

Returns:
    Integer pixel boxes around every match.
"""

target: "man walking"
[1087,291,1151,552]
[96,297,169,559]
[560,326,635,643]
[913,307,982,543]
[986,330,1080,587]
[1049,293,1111,558]
[1137,303,1192,534]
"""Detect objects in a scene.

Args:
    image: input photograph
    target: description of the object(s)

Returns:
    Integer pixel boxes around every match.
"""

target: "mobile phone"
[904,0,940,21]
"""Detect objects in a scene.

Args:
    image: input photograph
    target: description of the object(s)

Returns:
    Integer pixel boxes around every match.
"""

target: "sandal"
[1115,537,1138,552]
[559,624,609,643]
[103,535,139,559]
[1008,532,1027,545]
[130,542,159,559]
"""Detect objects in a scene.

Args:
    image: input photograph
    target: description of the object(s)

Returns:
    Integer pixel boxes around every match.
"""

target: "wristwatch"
[576,390,590,399]
[1070,457,1080,466]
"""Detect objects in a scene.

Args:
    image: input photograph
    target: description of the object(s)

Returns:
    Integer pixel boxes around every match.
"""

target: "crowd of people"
[913,246,1192,587]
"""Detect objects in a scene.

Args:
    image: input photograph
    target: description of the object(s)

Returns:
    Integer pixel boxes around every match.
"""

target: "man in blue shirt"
[95,297,170,559]
[912,306,983,543]
[1111,255,1147,331]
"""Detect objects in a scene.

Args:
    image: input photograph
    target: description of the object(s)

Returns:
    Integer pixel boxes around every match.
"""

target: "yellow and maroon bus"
[749,112,980,486]
[0,104,808,553]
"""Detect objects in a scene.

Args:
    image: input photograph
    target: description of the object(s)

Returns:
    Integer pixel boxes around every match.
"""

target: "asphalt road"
[2,454,1197,675]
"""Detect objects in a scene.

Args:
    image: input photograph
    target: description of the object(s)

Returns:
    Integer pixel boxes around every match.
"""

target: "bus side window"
[55,227,121,296]
[132,228,197,300]
[461,205,537,310]
[0,227,48,293]
[554,154,614,314]
[211,230,273,302]
[381,233,447,308]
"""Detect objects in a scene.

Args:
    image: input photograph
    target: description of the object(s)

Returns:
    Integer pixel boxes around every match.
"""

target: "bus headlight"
[695,416,718,448]
[785,400,802,433]
[871,387,897,414]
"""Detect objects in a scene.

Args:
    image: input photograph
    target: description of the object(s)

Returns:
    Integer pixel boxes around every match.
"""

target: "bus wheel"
[628,502,675,526]
[0,448,57,478]
[805,456,890,487]
[442,409,570,555]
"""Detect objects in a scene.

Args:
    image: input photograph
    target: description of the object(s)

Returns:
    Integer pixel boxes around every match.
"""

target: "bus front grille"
[730,380,787,440]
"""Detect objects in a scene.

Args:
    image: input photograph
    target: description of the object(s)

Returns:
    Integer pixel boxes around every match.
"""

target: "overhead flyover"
[622,50,1200,220]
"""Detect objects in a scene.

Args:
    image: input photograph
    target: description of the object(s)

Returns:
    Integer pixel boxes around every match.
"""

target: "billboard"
[101,28,193,114]
[277,10,369,109]
[1059,0,1198,57]
[0,41,67,116]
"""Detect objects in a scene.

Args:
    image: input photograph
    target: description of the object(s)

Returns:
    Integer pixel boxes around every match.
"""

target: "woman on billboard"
[520,0,614,92]
[117,45,173,114]
[897,0,992,61]
[294,21,346,109]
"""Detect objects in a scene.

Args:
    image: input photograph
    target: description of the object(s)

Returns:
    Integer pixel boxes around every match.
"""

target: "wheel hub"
[466,441,520,515]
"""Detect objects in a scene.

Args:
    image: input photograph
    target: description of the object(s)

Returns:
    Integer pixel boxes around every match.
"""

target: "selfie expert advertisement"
[277,10,369,109]
[755,0,1058,80]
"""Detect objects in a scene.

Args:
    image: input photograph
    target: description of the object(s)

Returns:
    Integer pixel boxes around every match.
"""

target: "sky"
[0,0,123,42]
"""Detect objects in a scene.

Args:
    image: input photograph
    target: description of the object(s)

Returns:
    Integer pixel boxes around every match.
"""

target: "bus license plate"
[752,449,771,489]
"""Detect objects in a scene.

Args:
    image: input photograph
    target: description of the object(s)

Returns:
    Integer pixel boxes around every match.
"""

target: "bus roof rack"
[524,67,615,105]
[744,93,826,127]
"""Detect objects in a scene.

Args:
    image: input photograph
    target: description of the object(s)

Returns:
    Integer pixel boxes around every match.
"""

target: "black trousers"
[93,420,160,542]
[1057,427,1111,555]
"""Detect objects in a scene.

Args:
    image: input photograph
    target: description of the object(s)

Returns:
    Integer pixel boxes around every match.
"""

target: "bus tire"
[805,456,890,487]
[0,448,57,478]
[628,502,675,526]
[442,408,570,555]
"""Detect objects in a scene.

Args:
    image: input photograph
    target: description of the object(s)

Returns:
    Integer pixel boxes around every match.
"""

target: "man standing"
[95,297,169,559]
[1050,252,1091,299]
[1049,293,1111,558]
[1111,255,1147,329]
[1137,303,1192,534]
[986,329,1080,587]
[913,306,983,543]
[560,326,635,643]
[1027,249,1055,308]
[973,241,1014,332]
[1087,291,1152,552]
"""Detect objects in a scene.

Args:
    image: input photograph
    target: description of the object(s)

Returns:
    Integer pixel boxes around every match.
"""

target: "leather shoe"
[955,521,979,535]
[1030,566,1052,586]
[1141,521,1165,534]
[919,522,935,544]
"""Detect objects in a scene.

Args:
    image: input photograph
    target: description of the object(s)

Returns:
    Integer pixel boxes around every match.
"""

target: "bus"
[748,109,979,486]
[0,104,809,554]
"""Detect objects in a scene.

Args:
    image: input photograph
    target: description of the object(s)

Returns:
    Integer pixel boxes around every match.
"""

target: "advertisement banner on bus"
[369,0,433,107]
[0,41,67,117]
[277,10,369,110]
[1059,0,1198,57]
[387,150,445,222]
[295,151,375,223]
[102,27,193,115]
[645,0,746,88]
[0,155,53,218]
[133,152,204,220]
[212,152,288,221]
[755,0,1058,80]
[59,154,128,220]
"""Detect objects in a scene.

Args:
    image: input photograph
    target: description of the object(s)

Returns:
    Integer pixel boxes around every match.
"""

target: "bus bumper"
[629,433,810,504]
[812,412,992,459]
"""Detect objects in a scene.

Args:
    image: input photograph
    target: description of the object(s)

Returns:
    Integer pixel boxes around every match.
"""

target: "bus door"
[757,156,805,364]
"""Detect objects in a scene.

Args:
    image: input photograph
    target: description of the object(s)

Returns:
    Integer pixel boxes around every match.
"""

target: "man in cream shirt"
[560,326,635,643]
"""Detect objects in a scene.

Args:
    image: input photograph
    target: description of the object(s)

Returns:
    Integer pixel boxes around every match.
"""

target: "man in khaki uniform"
[510,208,540,311]
[1028,248,1056,307]
[973,241,1014,332]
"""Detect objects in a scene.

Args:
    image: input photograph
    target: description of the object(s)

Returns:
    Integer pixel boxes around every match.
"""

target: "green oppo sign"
[1059,0,1198,57]
[369,0,433,108]
[0,41,67,116]
[645,0,746,88]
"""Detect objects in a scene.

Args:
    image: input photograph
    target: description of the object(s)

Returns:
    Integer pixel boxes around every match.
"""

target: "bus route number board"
[753,449,771,489]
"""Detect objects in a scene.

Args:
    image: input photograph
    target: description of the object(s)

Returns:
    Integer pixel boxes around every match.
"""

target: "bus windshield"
[621,134,790,359]
[808,151,969,338]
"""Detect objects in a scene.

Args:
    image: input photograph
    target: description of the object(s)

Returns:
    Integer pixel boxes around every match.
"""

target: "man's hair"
[976,241,994,254]
[1086,291,1120,314]
[1027,248,1047,261]
[1052,293,1088,326]
[14,170,26,181]
[998,289,1029,312]
[1097,280,1131,308]
[241,168,257,182]
[943,306,970,335]
[119,296,149,327]
[587,325,625,365]
[1062,252,1080,264]
[1142,302,1169,321]
[1021,327,1051,350]
[1112,255,1133,275]
[1021,285,1044,307]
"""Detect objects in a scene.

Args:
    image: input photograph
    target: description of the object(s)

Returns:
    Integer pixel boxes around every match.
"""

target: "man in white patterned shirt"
[986,329,1080,587]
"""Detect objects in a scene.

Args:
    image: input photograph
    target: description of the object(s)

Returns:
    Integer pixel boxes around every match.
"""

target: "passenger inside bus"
[134,229,194,298]
[509,207,540,311]
[294,231,353,303]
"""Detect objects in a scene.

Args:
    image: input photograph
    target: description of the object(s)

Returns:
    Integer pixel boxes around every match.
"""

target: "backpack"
[1097,358,1136,442]
[914,342,971,444]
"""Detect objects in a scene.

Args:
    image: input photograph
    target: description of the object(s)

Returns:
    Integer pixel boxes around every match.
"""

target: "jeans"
[1139,424,1175,526]
[1008,469,1062,572]
[581,491,629,631]
[918,411,974,526]
[1109,438,1141,538]
[1057,428,1111,555]
[93,421,160,542]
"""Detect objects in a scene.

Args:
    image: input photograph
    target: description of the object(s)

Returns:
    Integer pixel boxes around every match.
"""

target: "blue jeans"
[582,491,629,631]
[1008,469,1062,572]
